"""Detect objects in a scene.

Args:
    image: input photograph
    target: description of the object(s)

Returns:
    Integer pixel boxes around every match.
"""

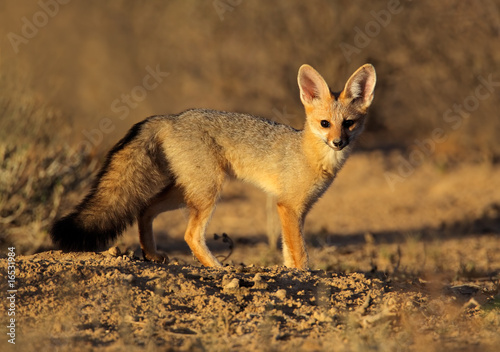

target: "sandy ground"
[1,152,500,351]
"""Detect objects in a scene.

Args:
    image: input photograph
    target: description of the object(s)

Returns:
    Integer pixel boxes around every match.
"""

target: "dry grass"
[0,70,97,253]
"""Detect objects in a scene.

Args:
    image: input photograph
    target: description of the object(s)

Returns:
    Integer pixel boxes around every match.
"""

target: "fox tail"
[50,118,170,251]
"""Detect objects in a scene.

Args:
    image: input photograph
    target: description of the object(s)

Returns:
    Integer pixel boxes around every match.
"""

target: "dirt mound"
[2,248,499,351]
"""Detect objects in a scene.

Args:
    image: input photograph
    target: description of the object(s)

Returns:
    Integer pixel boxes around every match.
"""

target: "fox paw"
[142,250,169,264]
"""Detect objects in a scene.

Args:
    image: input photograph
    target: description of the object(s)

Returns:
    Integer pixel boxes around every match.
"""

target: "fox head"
[298,64,376,151]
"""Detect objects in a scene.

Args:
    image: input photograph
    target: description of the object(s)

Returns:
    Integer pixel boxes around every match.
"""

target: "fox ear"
[297,64,331,106]
[341,64,376,111]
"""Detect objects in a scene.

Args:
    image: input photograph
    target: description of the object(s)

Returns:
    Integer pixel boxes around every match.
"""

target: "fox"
[51,63,376,270]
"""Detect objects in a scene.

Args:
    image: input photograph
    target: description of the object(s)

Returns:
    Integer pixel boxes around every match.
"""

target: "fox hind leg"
[138,185,184,263]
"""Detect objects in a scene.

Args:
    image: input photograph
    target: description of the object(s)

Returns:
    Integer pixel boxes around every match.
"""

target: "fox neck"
[302,123,349,179]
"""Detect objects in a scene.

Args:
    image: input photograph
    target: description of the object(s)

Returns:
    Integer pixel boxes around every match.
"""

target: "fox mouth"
[330,145,346,151]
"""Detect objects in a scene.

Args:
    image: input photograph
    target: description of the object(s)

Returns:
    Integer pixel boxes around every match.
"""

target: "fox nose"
[332,138,344,149]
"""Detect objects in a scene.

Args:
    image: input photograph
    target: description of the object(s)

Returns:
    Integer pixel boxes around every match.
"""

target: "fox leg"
[277,203,309,270]
[138,186,184,263]
[184,201,221,267]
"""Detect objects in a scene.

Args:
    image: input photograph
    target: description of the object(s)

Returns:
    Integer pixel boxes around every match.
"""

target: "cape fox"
[51,64,376,269]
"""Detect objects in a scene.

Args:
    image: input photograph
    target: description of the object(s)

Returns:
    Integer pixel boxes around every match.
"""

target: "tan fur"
[52,64,376,270]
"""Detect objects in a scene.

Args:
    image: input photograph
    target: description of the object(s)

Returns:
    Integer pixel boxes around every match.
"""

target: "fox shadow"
[155,202,500,256]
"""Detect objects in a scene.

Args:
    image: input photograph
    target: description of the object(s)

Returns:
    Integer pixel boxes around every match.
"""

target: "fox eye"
[320,120,330,128]
[343,120,355,128]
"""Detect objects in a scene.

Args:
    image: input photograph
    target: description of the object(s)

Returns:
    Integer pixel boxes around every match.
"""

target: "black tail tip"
[50,214,113,252]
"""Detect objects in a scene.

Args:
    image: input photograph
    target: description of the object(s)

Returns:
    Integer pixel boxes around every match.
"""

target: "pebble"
[108,247,121,257]
[124,274,135,283]
[275,289,287,300]
[252,273,268,290]
[170,284,181,293]
[224,278,240,290]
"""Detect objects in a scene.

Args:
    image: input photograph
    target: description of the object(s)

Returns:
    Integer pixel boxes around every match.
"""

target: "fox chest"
[311,174,334,199]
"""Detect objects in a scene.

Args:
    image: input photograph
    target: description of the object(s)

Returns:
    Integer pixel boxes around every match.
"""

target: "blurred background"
[1,0,499,259]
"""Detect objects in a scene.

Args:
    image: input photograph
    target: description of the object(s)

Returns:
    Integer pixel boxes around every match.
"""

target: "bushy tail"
[51,212,117,251]
[51,117,171,251]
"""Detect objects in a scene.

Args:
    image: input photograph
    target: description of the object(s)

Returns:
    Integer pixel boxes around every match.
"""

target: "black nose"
[332,138,344,148]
